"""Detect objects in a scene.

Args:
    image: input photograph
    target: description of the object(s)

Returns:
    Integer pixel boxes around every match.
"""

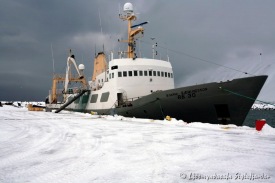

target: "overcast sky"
[1,0,274,102]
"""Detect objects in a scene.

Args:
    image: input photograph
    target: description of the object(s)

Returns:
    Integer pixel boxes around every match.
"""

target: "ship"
[45,3,267,126]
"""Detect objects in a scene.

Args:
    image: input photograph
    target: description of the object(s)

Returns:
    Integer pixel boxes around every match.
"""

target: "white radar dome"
[123,2,133,13]
[78,64,85,71]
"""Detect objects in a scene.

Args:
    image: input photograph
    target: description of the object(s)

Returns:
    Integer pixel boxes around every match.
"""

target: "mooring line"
[219,87,275,107]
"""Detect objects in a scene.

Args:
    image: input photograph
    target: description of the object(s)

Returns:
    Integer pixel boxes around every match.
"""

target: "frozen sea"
[0,105,275,183]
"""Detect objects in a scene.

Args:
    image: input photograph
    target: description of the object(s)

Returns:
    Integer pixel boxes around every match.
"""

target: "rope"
[219,87,275,107]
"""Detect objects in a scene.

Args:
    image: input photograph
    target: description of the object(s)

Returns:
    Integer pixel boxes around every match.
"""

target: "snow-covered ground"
[2,101,275,110]
[0,105,275,183]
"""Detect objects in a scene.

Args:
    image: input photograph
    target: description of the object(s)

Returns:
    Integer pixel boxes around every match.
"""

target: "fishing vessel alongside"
[46,3,267,126]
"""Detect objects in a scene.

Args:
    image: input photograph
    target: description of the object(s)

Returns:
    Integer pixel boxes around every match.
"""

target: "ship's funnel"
[92,52,107,81]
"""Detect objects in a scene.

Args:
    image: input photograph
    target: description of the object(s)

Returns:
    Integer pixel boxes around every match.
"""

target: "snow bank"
[252,103,275,110]
[1,105,275,183]
[0,101,45,108]
[261,124,275,135]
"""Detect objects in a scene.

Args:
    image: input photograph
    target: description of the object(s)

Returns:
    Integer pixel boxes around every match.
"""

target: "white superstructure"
[83,57,174,110]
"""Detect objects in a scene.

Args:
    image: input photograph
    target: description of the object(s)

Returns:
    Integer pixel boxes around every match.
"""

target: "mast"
[119,3,145,59]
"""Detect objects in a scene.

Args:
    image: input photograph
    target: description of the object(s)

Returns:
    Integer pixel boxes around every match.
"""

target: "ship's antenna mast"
[51,43,55,76]
[118,3,121,15]
[165,42,169,62]
[98,8,105,54]
[98,8,103,34]
[260,53,262,63]
[138,38,141,58]
[151,38,156,59]
[119,3,147,59]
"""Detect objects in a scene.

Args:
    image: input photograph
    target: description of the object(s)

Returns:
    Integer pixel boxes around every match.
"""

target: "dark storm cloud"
[1,0,275,101]
[0,0,103,100]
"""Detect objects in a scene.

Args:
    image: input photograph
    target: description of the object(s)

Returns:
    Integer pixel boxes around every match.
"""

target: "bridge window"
[165,72,167,77]
[128,71,132,77]
[112,73,114,78]
[168,73,170,78]
[123,71,127,77]
[144,71,148,76]
[153,71,156,76]
[82,95,89,104]
[68,88,73,94]
[139,70,143,76]
[134,70,138,76]
[149,70,152,76]
[118,71,122,77]
[171,73,173,78]
[161,71,164,77]
[100,92,110,102]
[157,71,160,76]
[111,65,118,70]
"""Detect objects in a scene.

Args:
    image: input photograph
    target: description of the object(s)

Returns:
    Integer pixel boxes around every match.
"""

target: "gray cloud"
[0,0,274,102]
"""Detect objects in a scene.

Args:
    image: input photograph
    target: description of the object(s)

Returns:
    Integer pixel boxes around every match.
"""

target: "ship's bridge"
[107,58,174,99]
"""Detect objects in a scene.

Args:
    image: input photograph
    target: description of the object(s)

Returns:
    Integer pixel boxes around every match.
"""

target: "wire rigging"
[139,39,254,76]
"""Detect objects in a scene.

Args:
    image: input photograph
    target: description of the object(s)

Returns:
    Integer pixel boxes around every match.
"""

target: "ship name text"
[166,88,208,100]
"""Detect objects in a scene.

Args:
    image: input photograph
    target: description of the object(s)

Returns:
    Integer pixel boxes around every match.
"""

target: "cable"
[139,39,254,76]
[219,87,275,107]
